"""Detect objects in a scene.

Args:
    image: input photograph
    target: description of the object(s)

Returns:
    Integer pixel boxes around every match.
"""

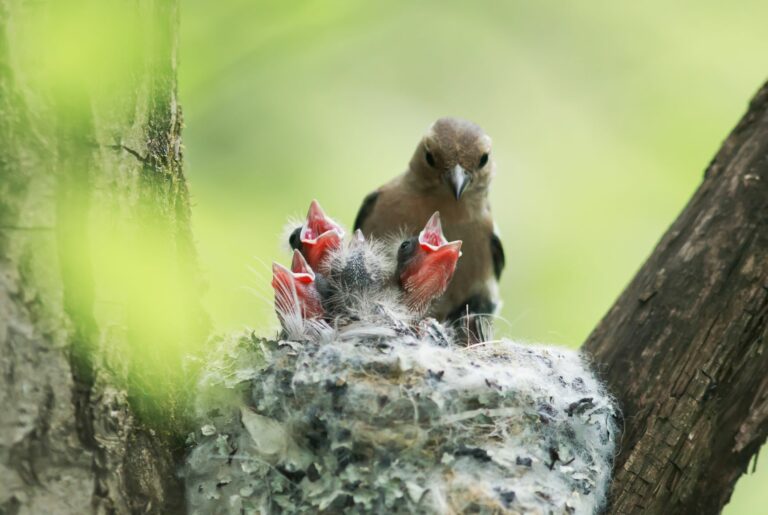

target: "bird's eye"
[425,151,436,167]
[289,227,302,250]
[400,240,412,250]
[478,153,489,168]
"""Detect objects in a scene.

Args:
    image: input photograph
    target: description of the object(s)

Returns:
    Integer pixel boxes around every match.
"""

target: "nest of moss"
[184,318,617,514]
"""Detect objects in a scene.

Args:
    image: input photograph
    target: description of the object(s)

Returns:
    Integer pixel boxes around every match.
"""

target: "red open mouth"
[400,212,462,311]
[418,212,463,257]
[272,250,324,321]
[300,200,344,242]
[289,249,315,283]
[299,200,344,269]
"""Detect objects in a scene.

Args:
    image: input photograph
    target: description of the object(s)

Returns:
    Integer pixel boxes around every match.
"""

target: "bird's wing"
[490,230,505,280]
[353,190,381,232]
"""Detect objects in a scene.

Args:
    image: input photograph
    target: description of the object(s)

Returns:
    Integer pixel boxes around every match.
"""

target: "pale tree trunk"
[0,0,207,513]
[584,81,768,514]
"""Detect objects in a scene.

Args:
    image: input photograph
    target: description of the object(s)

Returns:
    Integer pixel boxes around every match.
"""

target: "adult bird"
[354,117,504,341]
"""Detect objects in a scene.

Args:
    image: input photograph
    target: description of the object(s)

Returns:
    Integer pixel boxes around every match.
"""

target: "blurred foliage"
[4,0,206,434]
[179,0,767,510]
[18,2,141,99]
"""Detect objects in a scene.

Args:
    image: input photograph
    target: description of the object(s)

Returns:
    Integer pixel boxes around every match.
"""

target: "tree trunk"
[2,0,767,512]
[584,81,768,514]
[0,1,207,513]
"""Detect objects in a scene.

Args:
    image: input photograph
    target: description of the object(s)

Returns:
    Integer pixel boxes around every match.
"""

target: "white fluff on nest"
[185,328,617,514]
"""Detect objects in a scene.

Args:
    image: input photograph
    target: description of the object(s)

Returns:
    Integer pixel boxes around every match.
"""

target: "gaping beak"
[299,199,344,269]
[418,212,463,257]
[449,165,470,200]
[271,261,294,292]
[349,228,366,248]
[301,199,345,241]
[290,249,315,283]
[303,231,342,271]
[271,252,324,321]
[420,238,462,285]
[271,261,298,316]
[399,211,463,312]
[425,240,462,265]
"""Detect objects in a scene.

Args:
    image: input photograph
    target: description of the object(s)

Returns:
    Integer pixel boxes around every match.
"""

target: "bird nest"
[184,324,617,514]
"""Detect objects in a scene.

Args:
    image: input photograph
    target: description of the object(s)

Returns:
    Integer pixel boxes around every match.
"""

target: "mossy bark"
[0,0,207,513]
[584,81,768,514]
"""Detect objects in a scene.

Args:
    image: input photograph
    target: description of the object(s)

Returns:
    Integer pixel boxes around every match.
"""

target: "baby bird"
[271,249,327,338]
[354,117,505,341]
[289,199,345,271]
[396,212,462,314]
[283,201,463,336]
[320,229,393,318]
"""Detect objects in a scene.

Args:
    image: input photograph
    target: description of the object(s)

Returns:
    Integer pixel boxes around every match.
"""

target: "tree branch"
[584,80,768,514]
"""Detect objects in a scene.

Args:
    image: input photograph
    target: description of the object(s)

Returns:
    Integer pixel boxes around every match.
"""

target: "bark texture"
[0,0,207,513]
[584,81,768,514]
[2,0,767,511]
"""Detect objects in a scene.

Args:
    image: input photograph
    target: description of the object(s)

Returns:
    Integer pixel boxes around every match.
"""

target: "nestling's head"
[396,212,462,313]
[289,199,345,270]
[272,250,325,330]
[325,229,388,293]
[408,117,494,200]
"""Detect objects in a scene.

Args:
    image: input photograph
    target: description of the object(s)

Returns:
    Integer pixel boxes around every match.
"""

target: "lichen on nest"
[184,325,617,514]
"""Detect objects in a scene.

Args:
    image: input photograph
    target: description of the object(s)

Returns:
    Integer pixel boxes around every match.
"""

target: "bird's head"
[408,117,494,200]
[289,199,345,270]
[318,229,394,317]
[272,250,325,326]
[397,212,462,312]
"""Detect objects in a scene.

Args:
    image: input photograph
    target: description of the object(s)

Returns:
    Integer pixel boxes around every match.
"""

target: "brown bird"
[354,117,504,341]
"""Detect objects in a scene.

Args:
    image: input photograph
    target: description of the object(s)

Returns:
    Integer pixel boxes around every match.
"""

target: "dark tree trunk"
[584,81,768,514]
[0,0,207,513]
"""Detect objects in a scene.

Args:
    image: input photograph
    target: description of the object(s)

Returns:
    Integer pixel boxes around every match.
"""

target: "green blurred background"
[179,1,766,511]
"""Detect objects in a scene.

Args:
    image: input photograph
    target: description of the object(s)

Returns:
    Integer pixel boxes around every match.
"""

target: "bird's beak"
[400,238,462,312]
[421,240,462,277]
[290,249,315,283]
[271,261,298,313]
[271,261,294,289]
[301,199,345,241]
[299,199,344,269]
[271,255,324,321]
[418,212,463,257]
[399,211,462,311]
[271,254,315,293]
[417,212,462,275]
[449,165,470,200]
[348,228,366,248]
[418,211,446,249]
[303,230,342,271]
